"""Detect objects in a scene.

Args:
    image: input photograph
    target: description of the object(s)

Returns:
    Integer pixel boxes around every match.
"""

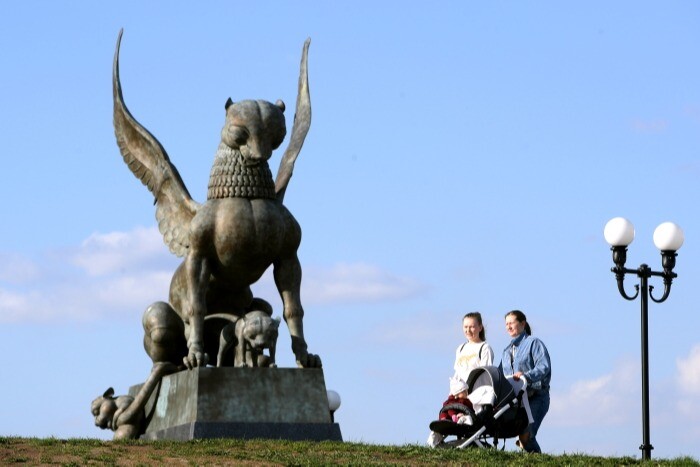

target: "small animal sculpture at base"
[91,388,142,440]
[217,309,280,368]
[91,362,178,439]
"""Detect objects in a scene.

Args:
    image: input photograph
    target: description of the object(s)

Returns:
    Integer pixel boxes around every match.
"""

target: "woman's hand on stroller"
[512,372,529,388]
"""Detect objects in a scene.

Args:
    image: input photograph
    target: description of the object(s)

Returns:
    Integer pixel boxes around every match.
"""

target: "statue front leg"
[142,301,187,365]
[274,254,321,368]
[183,252,211,369]
[268,339,277,368]
[116,361,179,432]
[216,321,237,367]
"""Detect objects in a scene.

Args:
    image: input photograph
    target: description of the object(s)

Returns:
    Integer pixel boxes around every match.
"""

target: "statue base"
[128,367,342,441]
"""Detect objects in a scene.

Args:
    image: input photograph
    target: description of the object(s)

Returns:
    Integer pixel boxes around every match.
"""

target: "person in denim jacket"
[499,310,551,453]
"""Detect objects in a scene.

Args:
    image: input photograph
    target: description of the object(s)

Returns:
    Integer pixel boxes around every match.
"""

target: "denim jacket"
[499,333,551,391]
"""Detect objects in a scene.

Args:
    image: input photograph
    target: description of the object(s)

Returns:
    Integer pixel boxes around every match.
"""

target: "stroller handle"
[505,374,528,394]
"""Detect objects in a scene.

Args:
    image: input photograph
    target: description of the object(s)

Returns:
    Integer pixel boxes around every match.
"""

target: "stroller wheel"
[439,438,465,449]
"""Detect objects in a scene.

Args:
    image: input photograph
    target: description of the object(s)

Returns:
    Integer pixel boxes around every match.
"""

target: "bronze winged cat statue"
[112,30,320,370]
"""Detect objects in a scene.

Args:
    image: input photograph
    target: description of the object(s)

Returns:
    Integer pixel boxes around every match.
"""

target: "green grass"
[0,437,697,466]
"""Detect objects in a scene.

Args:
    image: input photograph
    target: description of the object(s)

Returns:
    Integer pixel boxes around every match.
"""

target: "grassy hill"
[1,437,698,466]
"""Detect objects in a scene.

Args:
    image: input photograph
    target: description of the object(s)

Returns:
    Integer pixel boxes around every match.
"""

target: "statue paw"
[296,352,322,368]
[113,424,140,440]
[183,347,209,369]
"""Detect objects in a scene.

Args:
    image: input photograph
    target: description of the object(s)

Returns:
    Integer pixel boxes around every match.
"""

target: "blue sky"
[1,1,699,460]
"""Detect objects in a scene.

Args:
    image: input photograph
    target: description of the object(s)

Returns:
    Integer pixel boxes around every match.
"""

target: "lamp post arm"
[649,271,676,303]
[610,247,641,300]
[611,267,639,300]
[649,252,678,303]
[649,283,672,303]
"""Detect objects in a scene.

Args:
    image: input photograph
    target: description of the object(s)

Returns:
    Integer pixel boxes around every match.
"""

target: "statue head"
[241,310,280,350]
[91,387,119,430]
[221,99,287,163]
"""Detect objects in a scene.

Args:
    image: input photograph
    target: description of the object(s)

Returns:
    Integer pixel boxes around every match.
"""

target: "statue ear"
[103,387,115,398]
[273,317,281,328]
[225,98,234,110]
[275,99,286,113]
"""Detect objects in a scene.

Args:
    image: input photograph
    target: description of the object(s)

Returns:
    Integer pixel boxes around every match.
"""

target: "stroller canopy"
[466,366,515,410]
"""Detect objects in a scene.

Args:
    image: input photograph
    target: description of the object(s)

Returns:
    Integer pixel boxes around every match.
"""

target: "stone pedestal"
[128,367,342,441]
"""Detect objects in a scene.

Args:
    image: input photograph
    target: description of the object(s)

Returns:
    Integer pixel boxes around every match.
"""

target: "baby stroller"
[428,365,532,449]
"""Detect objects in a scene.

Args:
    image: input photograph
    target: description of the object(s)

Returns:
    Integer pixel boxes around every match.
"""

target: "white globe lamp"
[653,222,684,252]
[604,217,635,247]
[327,390,341,422]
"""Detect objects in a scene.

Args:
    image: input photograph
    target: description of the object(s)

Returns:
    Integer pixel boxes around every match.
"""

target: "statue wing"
[113,29,200,257]
[274,38,312,203]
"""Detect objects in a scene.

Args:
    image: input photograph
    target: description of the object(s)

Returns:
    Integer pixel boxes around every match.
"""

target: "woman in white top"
[453,312,494,382]
[427,312,495,447]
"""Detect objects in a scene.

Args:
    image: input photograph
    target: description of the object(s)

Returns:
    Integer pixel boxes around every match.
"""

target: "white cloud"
[72,227,170,276]
[548,359,637,427]
[0,287,35,321]
[0,227,177,323]
[675,344,700,435]
[544,350,700,450]
[0,275,173,323]
[1,229,423,323]
[676,344,700,393]
[301,262,426,305]
[0,253,40,284]
[91,271,174,309]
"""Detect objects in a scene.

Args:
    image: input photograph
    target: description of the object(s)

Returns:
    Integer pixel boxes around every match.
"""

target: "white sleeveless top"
[453,341,494,382]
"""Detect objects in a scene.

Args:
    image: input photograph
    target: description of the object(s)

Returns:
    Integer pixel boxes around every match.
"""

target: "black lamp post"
[604,217,684,461]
